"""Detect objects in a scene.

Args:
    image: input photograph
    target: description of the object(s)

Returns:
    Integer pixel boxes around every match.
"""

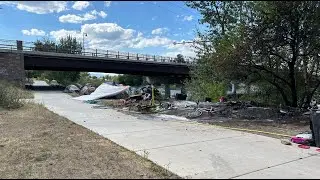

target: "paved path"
[34,92,320,179]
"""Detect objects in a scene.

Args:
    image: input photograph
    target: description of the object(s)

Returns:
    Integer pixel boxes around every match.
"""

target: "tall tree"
[57,35,82,54]
[187,1,320,108]
[118,74,143,86]
[174,54,185,63]
[32,36,82,86]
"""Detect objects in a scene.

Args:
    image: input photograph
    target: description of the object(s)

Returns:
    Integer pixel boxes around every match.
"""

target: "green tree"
[57,35,82,54]
[174,54,185,63]
[34,38,56,52]
[187,1,320,108]
[32,36,82,86]
[118,74,143,86]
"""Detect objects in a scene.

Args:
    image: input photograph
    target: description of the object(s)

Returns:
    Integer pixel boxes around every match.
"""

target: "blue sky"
[0,1,203,76]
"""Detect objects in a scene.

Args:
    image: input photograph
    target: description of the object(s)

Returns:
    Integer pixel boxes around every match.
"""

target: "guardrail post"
[127,52,129,59]
[153,55,156,61]
[96,49,98,56]
[106,50,108,58]
[146,54,148,61]
[117,51,119,58]
[137,53,139,60]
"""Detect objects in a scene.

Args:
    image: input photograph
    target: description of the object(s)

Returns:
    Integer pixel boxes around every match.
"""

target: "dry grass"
[0,103,180,179]
[0,80,34,109]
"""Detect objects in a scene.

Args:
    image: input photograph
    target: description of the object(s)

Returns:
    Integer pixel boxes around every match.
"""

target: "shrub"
[0,80,32,109]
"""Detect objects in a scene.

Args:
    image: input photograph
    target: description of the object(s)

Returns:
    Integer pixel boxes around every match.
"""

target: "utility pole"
[83,32,87,55]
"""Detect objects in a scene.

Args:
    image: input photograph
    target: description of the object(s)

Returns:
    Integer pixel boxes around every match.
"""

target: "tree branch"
[252,64,291,86]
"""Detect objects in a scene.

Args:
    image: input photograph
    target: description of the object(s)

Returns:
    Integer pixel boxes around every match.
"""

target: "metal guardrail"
[0,39,197,65]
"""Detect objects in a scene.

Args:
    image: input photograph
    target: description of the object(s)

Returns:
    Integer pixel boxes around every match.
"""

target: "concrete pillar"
[17,40,23,51]
[0,52,25,87]
[165,84,170,98]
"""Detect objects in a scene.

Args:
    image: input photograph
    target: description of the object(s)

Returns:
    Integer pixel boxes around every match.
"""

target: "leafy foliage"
[187,1,320,107]
[30,36,82,86]
[174,54,185,63]
[118,74,143,86]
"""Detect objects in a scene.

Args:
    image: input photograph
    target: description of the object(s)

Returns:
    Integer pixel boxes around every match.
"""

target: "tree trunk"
[288,62,298,107]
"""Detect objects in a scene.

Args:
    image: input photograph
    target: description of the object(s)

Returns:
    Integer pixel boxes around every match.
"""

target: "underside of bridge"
[24,53,191,78]
[0,51,191,85]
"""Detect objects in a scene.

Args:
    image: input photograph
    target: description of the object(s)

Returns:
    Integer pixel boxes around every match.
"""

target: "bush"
[0,80,32,109]
[185,79,227,102]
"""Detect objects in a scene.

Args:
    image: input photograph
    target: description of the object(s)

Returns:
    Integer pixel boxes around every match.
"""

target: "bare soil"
[0,103,180,179]
[199,118,310,139]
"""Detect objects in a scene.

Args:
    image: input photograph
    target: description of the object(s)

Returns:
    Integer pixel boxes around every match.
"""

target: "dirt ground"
[198,118,310,139]
[163,108,311,139]
[91,98,312,140]
[0,103,180,179]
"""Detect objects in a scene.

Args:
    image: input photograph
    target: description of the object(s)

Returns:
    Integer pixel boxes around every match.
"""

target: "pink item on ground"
[298,144,310,149]
[291,136,310,145]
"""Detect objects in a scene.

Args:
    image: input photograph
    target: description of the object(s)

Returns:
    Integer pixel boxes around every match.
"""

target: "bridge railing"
[0,39,198,65]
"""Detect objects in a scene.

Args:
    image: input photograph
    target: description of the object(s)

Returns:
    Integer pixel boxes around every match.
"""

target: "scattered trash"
[84,100,98,104]
[79,84,96,95]
[92,105,108,109]
[316,148,320,152]
[74,83,129,101]
[298,144,310,149]
[219,96,226,102]
[291,132,313,145]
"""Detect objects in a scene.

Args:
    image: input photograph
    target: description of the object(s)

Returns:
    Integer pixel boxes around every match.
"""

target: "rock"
[63,84,80,93]
[281,139,292,145]
[50,80,59,86]
[79,84,96,95]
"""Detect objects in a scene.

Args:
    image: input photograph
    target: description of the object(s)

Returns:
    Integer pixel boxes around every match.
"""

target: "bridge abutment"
[0,52,25,86]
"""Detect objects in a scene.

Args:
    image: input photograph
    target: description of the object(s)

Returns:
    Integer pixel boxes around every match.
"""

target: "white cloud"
[151,28,169,35]
[104,1,111,7]
[129,36,172,49]
[49,29,81,41]
[59,13,96,24]
[163,47,196,57]
[2,1,68,14]
[22,29,46,36]
[49,23,195,57]
[82,23,135,40]
[183,15,193,21]
[91,10,107,18]
[72,1,90,11]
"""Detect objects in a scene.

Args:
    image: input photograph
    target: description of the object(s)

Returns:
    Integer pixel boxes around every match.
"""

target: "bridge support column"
[0,52,25,87]
[165,84,170,99]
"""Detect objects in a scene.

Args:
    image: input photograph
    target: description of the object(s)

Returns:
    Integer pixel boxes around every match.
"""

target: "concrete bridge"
[0,40,197,85]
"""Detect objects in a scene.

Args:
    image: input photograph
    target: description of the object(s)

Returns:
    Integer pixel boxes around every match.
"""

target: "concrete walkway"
[34,92,320,179]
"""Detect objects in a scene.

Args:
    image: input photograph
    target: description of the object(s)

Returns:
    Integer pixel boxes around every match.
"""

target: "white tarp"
[73,83,130,101]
